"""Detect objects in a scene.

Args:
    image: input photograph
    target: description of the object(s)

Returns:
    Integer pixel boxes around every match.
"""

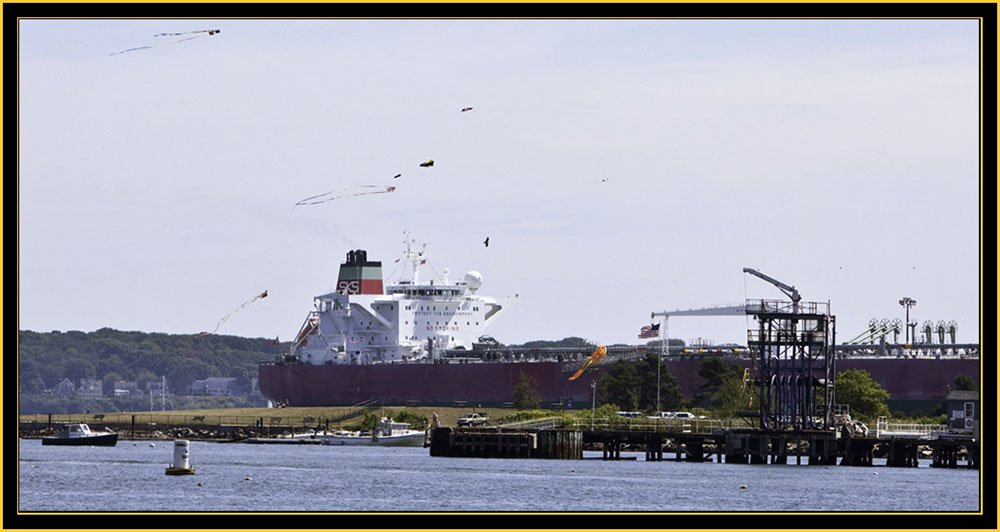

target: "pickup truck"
[457,412,489,427]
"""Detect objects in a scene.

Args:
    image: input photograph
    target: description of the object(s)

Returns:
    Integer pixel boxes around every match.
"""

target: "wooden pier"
[429,427,581,459]
[428,426,978,469]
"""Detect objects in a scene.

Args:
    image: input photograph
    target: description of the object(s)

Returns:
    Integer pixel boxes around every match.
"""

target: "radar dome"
[464,271,483,292]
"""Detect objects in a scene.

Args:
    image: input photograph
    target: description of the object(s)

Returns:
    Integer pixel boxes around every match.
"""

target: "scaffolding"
[746,298,835,431]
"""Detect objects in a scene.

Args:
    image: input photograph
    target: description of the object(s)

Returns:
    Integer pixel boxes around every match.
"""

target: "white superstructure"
[291,232,506,365]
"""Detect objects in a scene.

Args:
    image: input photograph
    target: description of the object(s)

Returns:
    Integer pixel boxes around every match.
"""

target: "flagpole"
[657,318,666,412]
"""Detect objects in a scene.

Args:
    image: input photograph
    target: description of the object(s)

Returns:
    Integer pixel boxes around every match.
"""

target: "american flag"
[638,323,660,339]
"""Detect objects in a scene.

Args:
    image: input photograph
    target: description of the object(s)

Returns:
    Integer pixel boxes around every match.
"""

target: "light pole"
[899,297,916,343]
[591,380,597,430]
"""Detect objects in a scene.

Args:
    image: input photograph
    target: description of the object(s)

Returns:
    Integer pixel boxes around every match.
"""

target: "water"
[18,439,980,513]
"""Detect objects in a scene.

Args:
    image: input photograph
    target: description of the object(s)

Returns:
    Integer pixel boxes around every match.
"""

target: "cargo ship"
[259,235,979,411]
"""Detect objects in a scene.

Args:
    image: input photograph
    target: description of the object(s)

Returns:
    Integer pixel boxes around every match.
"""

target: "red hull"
[259,357,980,407]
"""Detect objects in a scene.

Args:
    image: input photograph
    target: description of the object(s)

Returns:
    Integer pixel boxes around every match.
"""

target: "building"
[54,378,76,396]
[112,380,143,397]
[77,378,103,399]
[190,377,242,396]
[945,390,978,438]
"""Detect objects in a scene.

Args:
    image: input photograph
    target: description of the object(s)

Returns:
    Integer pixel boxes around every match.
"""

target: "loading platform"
[428,426,978,469]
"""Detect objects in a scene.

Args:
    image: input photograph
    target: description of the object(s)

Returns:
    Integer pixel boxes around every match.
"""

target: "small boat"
[321,418,426,447]
[245,430,324,444]
[42,423,118,446]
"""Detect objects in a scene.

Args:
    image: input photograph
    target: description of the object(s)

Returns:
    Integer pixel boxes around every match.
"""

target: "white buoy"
[165,439,195,475]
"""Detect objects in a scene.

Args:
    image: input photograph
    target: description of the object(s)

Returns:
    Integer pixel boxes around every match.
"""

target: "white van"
[648,411,695,420]
[615,411,643,418]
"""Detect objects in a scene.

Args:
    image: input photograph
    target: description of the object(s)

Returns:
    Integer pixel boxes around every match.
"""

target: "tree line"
[514,354,972,423]
[18,328,282,397]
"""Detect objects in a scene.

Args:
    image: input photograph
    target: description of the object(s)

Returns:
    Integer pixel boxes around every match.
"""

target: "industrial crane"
[742,267,800,313]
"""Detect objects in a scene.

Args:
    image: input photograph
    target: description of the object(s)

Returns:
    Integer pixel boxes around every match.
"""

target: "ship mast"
[402,230,427,285]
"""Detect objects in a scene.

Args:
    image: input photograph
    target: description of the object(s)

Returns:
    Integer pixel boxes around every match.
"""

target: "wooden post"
[131,415,135,439]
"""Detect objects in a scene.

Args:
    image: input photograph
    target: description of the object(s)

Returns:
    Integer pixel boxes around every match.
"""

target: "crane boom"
[742,267,801,303]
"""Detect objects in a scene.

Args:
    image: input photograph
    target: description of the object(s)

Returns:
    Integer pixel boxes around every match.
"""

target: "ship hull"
[259,357,979,409]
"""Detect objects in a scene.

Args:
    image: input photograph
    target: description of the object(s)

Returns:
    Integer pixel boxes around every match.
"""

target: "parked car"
[647,411,695,420]
[457,412,489,426]
[615,411,644,419]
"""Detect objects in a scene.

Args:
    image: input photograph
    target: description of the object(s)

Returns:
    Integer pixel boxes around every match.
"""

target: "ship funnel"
[337,249,384,295]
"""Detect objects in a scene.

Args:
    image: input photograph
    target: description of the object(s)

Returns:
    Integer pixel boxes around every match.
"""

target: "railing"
[496,416,562,430]
[569,417,746,434]
[875,416,946,438]
[745,299,828,316]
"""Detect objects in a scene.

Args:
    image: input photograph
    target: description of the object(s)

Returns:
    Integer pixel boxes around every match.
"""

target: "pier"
[427,425,978,469]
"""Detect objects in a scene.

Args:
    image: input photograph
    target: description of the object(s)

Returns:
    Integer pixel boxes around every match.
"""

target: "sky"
[17,18,983,347]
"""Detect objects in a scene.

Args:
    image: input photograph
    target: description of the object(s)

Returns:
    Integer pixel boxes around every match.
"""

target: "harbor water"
[18,438,979,513]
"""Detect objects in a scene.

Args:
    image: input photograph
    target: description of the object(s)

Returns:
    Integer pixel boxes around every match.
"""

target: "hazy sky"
[18,18,982,346]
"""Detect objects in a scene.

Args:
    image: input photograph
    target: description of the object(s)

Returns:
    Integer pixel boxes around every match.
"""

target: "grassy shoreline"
[19,405,586,431]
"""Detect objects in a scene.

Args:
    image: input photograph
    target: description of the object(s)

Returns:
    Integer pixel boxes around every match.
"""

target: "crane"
[743,267,800,313]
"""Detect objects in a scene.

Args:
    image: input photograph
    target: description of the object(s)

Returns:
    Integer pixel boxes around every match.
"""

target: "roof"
[946,390,979,401]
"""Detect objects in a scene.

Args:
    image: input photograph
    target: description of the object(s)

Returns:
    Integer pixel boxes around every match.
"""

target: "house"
[113,380,143,397]
[55,378,76,396]
[190,377,242,396]
[77,378,103,398]
[945,390,978,438]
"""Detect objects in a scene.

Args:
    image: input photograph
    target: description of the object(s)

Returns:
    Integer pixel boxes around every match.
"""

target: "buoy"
[165,440,195,475]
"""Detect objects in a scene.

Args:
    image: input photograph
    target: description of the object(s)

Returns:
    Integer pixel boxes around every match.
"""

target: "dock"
[428,426,978,469]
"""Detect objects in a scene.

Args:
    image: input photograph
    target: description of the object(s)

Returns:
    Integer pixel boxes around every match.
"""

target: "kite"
[109,29,221,56]
[568,345,607,381]
[483,237,489,248]
[154,29,221,37]
[419,160,434,167]
[293,185,396,208]
[394,174,402,179]
[461,107,474,112]
[209,290,268,335]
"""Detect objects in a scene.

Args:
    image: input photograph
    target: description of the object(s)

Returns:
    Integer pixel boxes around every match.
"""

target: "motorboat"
[42,423,118,446]
[321,418,426,447]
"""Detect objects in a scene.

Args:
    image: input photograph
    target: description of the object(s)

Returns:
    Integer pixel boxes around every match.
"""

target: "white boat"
[245,430,324,444]
[42,423,118,446]
[321,418,427,447]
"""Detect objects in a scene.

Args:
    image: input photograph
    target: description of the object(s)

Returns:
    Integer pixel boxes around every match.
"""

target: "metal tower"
[743,269,835,431]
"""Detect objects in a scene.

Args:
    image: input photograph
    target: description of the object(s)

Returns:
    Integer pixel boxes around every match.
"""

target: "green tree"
[695,356,746,415]
[102,372,123,397]
[834,369,890,421]
[62,358,96,384]
[513,371,541,410]
[134,369,158,393]
[597,359,641,411]
[598,354,681,412]
[952,375,977,391]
